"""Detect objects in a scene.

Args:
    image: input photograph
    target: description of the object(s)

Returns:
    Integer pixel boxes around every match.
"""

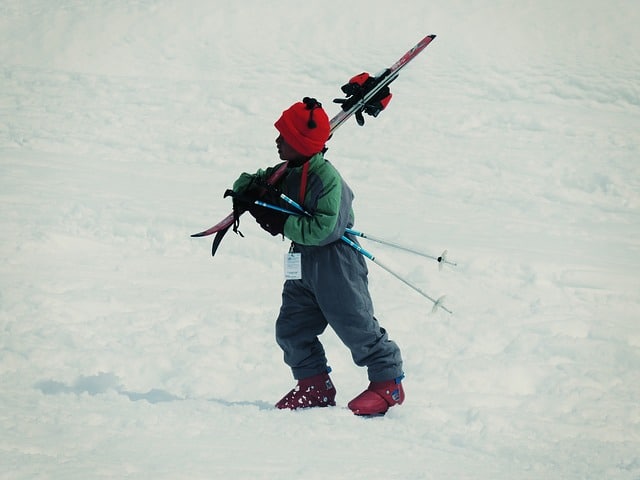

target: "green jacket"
[233,153,355,246]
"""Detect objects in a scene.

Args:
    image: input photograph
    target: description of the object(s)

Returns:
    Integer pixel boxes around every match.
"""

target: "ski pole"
[345,228,457,269]
[255,197,451,313]
[278,194,312,217]
[253,200,300,216]
[341,235,451,314]
[276,193,457,270]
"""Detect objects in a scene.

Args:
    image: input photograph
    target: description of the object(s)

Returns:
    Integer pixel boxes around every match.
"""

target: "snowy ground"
[1,1,639,479]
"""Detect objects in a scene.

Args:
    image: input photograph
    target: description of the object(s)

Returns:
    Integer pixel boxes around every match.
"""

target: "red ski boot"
[275,371,336,410]
[348,376,405,416]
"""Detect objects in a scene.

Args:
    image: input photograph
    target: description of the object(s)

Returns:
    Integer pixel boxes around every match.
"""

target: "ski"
[190,162,290,239]
[191,33,436,255]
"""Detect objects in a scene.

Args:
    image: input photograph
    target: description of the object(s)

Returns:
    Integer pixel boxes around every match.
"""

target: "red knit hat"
[274,97,330,157]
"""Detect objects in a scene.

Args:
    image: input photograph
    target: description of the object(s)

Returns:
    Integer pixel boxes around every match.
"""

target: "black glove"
[248,204,287,236]
[333,72,392,126]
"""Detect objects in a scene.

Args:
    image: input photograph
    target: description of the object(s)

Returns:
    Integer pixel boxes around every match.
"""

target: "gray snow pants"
[276,239,403,382]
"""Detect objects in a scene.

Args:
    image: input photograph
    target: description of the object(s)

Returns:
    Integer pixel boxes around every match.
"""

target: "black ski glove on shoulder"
[248,204,287,236]
[333,72,392,126]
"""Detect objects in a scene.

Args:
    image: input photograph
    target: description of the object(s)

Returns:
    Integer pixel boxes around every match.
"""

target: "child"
[232,97,404,416]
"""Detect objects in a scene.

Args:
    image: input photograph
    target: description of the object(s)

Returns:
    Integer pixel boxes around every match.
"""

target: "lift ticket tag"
[284,252,302,280]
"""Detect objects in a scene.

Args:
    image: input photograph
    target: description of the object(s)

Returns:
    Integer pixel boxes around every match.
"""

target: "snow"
[1,0,639,478]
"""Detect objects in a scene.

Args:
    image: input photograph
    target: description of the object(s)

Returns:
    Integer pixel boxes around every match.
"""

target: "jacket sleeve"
[232,164,284,195]
[284,169,353,246]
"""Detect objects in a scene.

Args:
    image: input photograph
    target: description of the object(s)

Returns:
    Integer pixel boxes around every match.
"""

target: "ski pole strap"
[223,189,245,236]
[231,202,243,236]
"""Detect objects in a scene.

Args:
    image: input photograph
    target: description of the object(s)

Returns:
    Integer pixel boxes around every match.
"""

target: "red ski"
[191,34,436,255]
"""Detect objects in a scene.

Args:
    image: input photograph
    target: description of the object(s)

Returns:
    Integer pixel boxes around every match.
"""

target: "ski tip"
[211,226,231,257]
[429,34,436,39]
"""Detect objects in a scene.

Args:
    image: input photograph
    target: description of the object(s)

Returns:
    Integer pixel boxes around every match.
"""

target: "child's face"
[276,135,308,162]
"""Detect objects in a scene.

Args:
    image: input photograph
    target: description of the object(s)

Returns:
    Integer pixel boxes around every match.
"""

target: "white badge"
[284,252,302,280]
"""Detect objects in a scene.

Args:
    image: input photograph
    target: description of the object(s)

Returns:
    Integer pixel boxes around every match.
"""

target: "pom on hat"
[274,97,330,157]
